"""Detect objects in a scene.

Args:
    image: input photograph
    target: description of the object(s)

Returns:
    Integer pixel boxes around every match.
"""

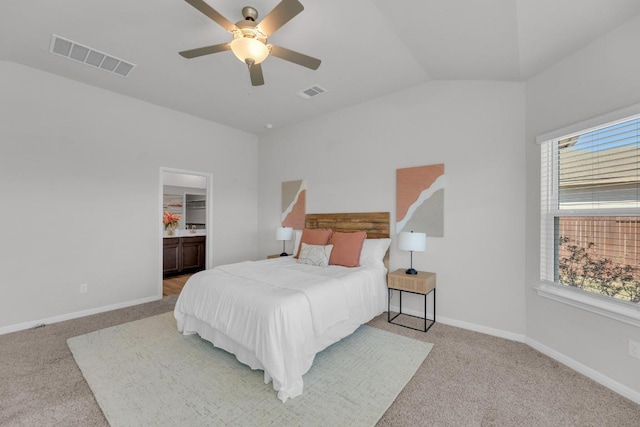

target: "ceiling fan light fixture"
[180,0,321,85]
[230,35,270,65]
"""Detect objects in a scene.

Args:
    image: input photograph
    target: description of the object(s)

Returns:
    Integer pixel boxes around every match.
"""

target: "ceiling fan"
[179,0,321,86]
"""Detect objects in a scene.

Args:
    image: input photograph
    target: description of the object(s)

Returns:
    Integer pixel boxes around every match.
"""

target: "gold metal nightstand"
[387,269,436,332]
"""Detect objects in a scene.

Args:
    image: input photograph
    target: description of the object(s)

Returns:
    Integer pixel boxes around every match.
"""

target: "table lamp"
[398,230,426,275]
[276,226,294,256]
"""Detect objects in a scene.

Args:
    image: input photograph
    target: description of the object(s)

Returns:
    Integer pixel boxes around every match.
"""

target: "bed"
[174,212,391,402]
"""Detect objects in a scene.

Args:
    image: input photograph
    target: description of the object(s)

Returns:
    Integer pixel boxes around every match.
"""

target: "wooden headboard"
[305,212,390,267]
[305,212,390,239]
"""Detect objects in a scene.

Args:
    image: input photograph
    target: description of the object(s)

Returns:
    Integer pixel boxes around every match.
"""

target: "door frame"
[159,167,213,296]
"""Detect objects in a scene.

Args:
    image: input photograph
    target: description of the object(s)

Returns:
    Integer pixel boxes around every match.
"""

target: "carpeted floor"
[1,295,639,426]
[68,313,431,426]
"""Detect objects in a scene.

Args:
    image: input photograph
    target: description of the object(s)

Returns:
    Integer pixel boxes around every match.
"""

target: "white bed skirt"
[177,312,367,402]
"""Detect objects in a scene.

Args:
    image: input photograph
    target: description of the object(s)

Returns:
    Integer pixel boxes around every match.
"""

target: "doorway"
[160,168,213,296]
[163,273,191,296]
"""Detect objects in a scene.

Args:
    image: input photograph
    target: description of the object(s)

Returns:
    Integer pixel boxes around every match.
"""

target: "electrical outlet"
[80,283,88,294]
[629,340,640,360]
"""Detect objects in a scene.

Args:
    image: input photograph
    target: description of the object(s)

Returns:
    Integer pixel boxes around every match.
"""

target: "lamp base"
[405,268,418,275]
[280,252,289,257]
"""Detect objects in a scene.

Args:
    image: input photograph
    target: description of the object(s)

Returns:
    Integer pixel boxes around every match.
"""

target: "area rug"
[68,312,432,426]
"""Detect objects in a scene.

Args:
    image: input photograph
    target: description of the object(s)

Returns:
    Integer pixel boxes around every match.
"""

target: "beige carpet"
[1,295,639,426]
[67,312,432,426]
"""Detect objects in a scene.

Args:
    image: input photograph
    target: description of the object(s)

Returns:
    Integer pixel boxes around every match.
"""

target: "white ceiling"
[2,0,640,135]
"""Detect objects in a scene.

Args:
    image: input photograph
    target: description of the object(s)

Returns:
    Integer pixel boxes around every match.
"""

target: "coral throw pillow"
[295,228,333,258]
[329,231,367,267]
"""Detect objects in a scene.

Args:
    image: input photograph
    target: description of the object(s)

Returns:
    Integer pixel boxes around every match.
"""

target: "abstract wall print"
[281,179,306,230]
[396,164,445,237]
[163,194,183,216]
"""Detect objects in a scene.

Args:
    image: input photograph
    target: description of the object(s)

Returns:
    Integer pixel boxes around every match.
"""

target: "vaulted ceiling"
[2,0,639,134]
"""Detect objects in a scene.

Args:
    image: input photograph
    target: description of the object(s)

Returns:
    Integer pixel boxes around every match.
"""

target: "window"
[540,115,640,307]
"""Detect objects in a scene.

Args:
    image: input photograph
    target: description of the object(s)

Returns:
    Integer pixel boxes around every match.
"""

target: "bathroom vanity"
[163,233,206,277]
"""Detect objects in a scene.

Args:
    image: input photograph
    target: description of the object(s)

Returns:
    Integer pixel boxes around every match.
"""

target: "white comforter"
[174,257,387,402]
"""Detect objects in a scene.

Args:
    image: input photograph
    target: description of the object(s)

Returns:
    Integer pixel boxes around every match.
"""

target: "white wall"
[0,61,258,331]
[258,80,527,338]
[526,16,640,395]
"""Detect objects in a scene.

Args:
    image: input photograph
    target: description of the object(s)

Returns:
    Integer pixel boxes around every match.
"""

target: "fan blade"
[258,0,304,36]
[179,43,231,59]
[269,45,321,70]
[248,62,265,86]
[183,0,236,32]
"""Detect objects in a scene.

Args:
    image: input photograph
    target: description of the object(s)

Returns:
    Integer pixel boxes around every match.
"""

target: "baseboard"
[389,305,639,404]
[388,303,526,343]
[0,295,162,336]
[526,337,640,405]
[436,315,526,343]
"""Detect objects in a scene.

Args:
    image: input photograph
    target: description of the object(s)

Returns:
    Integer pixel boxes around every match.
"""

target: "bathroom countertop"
[163,229,207,238]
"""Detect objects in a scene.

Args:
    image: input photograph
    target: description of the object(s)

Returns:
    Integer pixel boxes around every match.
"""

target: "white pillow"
[292,229,302,257]
[359,238,391,267]
[297,243,333,267]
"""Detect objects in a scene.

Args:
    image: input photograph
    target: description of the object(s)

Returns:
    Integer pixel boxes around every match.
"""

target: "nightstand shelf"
[387,269,436,332]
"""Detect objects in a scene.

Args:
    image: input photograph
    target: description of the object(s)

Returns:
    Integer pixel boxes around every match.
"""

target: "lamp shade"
[398,231,426,252]
[276,226,294,241]
[230,37,270,64]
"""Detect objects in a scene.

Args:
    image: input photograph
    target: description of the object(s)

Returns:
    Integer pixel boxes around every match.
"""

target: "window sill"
[534,282,640,327]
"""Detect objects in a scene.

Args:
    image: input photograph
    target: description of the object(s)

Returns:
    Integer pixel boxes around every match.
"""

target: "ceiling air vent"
[297,85,327,99]
[49,34,136,77]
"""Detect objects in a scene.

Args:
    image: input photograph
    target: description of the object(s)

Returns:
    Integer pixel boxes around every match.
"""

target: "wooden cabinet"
[181,237,206,271]
[163,236,206,277]
[163,238,181,276]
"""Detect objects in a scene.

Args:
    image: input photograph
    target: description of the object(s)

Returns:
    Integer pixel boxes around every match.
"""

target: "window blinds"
[557,119,639,211]
[540,116,640,288]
